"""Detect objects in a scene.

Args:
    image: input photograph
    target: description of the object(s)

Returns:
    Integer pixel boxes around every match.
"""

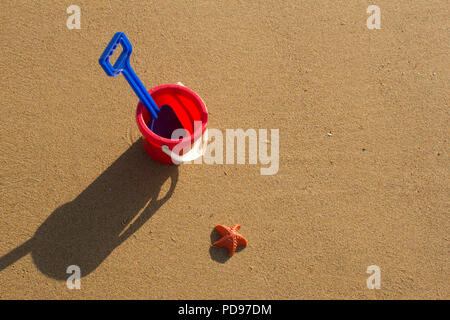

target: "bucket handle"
[161,130,208,164]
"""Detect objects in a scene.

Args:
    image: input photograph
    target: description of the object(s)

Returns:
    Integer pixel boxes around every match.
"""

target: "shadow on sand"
[0,139,178,279]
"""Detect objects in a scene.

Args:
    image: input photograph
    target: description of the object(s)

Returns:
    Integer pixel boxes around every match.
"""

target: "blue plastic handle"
[99,32,159,119]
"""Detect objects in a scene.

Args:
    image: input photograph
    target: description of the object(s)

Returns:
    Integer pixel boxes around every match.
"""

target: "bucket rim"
[136,84,208,146]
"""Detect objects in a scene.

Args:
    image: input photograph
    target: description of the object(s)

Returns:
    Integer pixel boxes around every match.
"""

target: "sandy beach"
[0,0,448,299]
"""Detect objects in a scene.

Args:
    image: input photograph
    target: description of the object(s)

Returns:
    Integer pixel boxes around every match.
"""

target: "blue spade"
[99,32,183,138]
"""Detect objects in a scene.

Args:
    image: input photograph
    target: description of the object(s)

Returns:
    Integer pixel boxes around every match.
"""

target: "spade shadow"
[0,139,178,280]
[209,228,245,263]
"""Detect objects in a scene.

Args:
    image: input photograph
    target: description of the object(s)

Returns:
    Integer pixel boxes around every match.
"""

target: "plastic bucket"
[136,84,208,164]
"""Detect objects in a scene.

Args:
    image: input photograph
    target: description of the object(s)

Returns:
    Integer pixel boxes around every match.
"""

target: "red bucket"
[136,84,208,164]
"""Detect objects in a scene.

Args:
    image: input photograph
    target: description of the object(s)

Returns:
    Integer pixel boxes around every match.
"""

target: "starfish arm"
[213,236,230,247]
[229,239,238,256]
[215,225,231,236]
[230,224,241,231]
[237,235,248,246]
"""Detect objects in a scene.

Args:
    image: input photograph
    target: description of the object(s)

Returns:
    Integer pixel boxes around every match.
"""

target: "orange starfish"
[212,224,248,256]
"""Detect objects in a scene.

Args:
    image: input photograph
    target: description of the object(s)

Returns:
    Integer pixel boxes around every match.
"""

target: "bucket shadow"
[0,139,178,280]
[209,229,245,263]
